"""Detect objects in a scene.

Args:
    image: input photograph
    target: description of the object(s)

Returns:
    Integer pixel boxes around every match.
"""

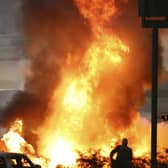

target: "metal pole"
[151,27,158,168]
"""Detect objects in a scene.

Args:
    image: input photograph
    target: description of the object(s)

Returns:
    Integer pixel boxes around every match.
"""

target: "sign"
[139,0,168,17]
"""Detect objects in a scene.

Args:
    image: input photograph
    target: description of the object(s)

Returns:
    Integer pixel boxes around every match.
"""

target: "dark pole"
[151,27,158,168]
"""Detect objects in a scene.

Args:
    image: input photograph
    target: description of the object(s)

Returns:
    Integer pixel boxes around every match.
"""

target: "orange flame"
[2,120,34,154]
[35,30,130,167]
[1,0,168,168]
[1,120,48,168]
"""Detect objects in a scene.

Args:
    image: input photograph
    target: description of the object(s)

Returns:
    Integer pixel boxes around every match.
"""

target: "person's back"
[110,138,133,168]
[116,145,132,167]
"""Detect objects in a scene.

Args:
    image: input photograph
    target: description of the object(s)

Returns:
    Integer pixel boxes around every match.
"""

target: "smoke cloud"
[0,0,92,145]
[0,0,166,149]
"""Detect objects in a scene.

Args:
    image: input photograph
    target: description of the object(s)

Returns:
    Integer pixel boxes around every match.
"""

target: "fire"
[36,28,130,167]
[1,120,47,168]
[1,0,168,168]
[63,80,89,111]
[1,121,76,167]
[75,0,118,26]
[85,35,129,73]
[47,138,77,167]
[2,120,34,154]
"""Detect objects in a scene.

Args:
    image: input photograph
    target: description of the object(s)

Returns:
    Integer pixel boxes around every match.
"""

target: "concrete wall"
[0,0,24,90]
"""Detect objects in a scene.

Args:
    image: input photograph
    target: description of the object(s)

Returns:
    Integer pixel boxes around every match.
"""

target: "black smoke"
[0,0,92,147]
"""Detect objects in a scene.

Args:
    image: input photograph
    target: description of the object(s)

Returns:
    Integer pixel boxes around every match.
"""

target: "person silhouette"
[110,138,133,168]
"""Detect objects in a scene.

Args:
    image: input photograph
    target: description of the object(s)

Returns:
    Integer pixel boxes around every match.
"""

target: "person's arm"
[110,146,119,161]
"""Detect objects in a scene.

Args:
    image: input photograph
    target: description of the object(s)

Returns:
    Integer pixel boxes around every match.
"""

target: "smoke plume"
[0,0,92,144]
[0,0,166,150]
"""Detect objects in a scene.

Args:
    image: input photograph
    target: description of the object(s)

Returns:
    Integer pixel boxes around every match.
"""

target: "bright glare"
[48,138,77,167]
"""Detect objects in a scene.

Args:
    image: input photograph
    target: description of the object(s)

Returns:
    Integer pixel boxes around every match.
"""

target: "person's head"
[122,138,128,146]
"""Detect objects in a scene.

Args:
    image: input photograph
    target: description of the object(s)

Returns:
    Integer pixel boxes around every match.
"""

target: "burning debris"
[0,0,168,168]
[0,119,168,167]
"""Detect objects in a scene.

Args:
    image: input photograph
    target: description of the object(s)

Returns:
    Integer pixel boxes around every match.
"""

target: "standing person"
[110,138,133,168]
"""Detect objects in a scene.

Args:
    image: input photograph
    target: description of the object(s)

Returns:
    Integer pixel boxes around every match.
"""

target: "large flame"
[1,120,35,155]
[1,0,168,168]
